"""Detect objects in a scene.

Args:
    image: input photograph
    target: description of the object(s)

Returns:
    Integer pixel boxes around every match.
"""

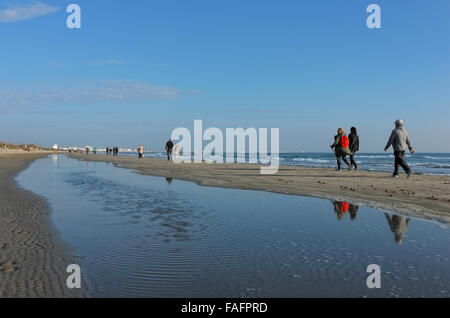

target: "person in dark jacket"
[165,139,174,161]
[348,127,359,171]
[330,128,352,171]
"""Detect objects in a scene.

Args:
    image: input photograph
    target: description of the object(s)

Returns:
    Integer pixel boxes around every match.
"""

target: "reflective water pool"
[16,155,450,297]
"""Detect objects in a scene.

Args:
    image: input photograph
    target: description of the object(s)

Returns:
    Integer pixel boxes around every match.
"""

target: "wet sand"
[0,152,81,297]
[69,153,450,224]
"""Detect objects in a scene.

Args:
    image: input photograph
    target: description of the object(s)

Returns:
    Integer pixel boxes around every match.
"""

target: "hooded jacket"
[385,126,413,152]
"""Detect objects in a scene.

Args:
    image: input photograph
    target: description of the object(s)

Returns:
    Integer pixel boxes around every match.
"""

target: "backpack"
[340,202,349,213]
[340,135,349,148]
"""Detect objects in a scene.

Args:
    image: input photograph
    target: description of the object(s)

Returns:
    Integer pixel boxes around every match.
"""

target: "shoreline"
[68,153,450,224]
[0,152,82,297]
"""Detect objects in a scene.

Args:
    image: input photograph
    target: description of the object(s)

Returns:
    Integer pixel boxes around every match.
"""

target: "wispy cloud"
[0,1,59,23]
[0,81,181,113]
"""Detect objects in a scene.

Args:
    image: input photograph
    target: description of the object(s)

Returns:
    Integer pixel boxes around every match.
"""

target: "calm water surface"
[16,155,450,297]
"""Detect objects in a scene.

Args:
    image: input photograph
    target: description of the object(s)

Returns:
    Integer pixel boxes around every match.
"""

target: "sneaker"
[407,170,413,178]
[392,174,399,178]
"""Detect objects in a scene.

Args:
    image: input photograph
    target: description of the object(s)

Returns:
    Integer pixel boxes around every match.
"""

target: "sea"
[114,152,450,175]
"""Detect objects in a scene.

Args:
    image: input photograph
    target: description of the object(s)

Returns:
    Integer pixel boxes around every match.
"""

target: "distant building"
[52,144,58,150]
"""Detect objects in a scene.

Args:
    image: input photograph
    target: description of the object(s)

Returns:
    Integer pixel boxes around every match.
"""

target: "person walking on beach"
[384,119,415,178]
[165,139,174,161]
[330,128,353,171]
[94,147,97,155]
[137,145,144,159]
[106,147,109,155]
[348,127,359,171]
[86,147,90,155]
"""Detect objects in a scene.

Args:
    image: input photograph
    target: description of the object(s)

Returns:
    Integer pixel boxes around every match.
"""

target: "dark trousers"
[350,155,357,169]
[167,149,172,160]
[336,155,350,170]
[394,150,410,175]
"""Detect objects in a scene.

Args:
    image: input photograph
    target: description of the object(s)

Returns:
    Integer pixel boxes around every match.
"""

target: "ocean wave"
[424,156,450,160]
[292,158,331,163]
[358,155,393,159]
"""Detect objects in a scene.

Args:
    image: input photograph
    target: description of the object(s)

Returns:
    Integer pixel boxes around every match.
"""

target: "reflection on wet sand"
[332,201,359,220]
[64,171,209,243]
[384,213,411,245]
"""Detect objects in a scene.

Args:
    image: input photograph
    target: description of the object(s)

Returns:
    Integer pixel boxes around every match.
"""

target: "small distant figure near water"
[330,128,353,171]
[86,147,90,155]
[165,177,173,184]
[165,139,174,161]
[114,146,119,156]
[348,127,359,171]
[384,119,415,178]
[137,145,144,159]
[93,147,97,155]
[106,147,109,155]
[384,213,411,245]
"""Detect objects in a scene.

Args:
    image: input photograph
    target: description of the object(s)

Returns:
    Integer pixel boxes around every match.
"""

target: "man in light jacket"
[384,119,415,178]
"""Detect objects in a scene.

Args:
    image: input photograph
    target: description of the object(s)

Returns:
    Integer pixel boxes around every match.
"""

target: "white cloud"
[0,81,181,113]
[0,1,59,23]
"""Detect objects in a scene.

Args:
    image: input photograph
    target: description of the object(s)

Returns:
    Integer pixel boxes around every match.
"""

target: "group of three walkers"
[331,119,415,178]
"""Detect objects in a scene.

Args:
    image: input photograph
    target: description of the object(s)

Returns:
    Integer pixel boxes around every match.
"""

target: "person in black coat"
[348,127,359,171]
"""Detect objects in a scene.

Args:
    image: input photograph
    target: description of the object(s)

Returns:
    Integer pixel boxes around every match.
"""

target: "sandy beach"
[0,152,81,297]
[68,153,450,224]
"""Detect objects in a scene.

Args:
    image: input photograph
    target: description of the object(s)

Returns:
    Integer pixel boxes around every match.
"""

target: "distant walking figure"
[137,145,144,159]
[94,147,97,155]
[106,147,110,155]
[348,127,359,171]
[165,139,174,161]
[86,147,90,155]
[330,128,353,171]
[384,119,414,178]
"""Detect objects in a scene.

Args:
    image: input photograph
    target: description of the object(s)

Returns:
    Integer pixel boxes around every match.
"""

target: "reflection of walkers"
[137,145,144,159]
[330,128,353,171]
[332,201,359,221]
[348,203,359,220]
[384,119,415,178]
[332,201,349,220]
[384,213,411,245]
[165,177,173,184]
[165,139,174,161]
[348,127,359,171]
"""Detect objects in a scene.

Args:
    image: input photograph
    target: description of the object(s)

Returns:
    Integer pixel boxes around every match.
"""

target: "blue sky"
[0,0,449,152]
